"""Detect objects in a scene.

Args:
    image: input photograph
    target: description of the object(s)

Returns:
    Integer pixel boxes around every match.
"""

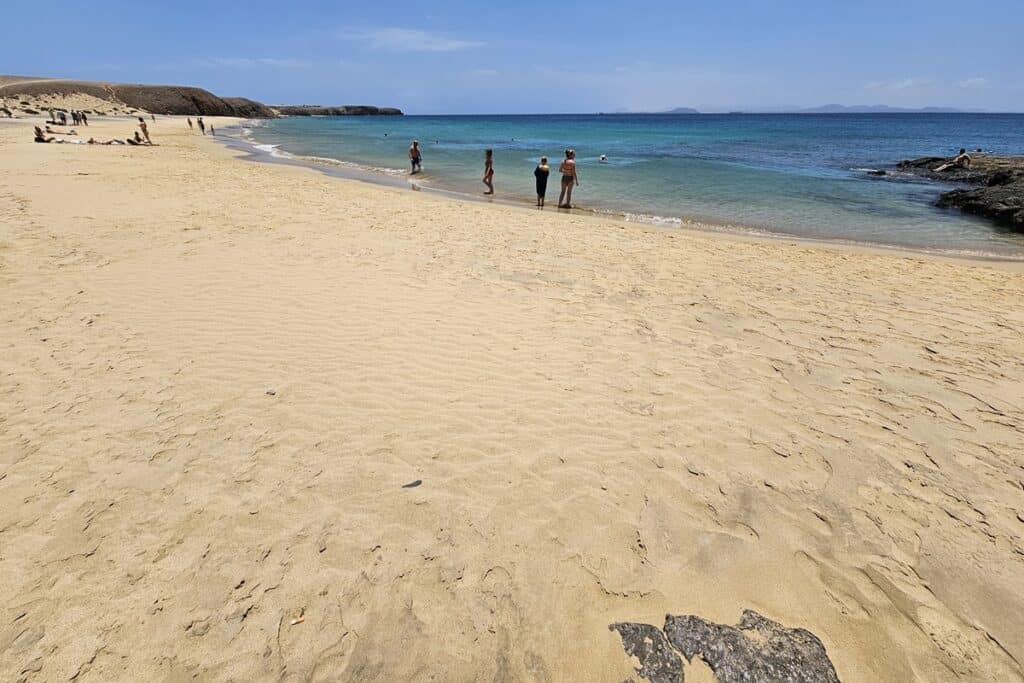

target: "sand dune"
[1,117,1022,681]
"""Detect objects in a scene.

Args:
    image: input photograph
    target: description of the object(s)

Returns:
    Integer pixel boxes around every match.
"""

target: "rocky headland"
[0,75,402,119]
[897,154,1024,231]
[271,104,403,116]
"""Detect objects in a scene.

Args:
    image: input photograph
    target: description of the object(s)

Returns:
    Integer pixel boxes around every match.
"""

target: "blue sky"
[4,1,1022,113]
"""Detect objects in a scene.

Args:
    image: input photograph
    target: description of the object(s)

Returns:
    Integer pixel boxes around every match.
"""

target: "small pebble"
[265,389,276,396]
[402,480,422,489]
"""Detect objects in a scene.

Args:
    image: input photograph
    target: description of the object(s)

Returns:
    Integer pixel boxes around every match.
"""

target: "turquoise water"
[241,113,1024,257]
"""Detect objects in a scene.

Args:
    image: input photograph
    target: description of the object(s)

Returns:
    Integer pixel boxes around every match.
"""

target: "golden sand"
[1,116,1022,681]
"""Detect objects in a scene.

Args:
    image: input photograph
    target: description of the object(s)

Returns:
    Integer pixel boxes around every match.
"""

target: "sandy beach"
[1,116,1023,681]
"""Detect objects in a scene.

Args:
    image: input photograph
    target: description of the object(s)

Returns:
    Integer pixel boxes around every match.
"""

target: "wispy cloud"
[957,77,990,89]
[207,57,313,68]
[338,27,483,53]
[865,77,934,91]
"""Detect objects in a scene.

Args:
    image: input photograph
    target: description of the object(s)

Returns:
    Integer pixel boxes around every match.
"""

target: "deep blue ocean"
[240,113,1024,257]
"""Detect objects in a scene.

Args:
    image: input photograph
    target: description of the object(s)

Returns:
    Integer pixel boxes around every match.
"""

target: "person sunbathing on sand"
[934,148,971,172]
[45,125,78,136]
[34,126,55,143]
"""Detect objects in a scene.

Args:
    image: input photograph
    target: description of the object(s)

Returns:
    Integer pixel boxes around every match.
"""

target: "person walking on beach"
[534,156,550,208]
[409,140,422,174]
[187,117,193,131]
[558,149,579,208]
[482,149,495,194]
[197,117,206,135]
[81,111,88,126]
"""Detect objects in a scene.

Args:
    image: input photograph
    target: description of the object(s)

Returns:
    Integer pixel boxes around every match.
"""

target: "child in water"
[482,149,494,195]
[534,157,550,208]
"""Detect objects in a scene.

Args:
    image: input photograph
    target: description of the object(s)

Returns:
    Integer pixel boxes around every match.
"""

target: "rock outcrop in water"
[610,609,841,682]
[897,154,1024,231]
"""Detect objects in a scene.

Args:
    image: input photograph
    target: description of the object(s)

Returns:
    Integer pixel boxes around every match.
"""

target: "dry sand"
[1,116,1023,682]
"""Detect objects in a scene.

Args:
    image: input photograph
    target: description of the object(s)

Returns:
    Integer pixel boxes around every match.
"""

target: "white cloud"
[338,27,483,53]
[957,77,990,89]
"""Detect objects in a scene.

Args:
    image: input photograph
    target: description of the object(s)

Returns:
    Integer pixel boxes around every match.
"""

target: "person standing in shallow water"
[409,140,422,174]
[534,156,550,208]
[482,149,494,195]
[558,149,579,208]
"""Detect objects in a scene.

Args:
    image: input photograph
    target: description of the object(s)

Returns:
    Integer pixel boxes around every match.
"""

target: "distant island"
[647,104,981,114]
[798,104,966,114]
[0,75,403,118]
[611,104,972,115]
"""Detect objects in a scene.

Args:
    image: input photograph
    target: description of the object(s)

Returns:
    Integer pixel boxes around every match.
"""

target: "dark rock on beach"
[611,609,841,683]
[609,623,684,683]
[897,154,1024,231]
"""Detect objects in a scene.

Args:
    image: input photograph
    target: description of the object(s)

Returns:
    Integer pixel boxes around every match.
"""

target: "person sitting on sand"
[934,148,971,172]
[534,156,550,208]
[482,149,494,194]
[34,126,55,143]
[138,117,151,144]
[558,149,580,208]
[409,140,422,174]
[126,131,152,146]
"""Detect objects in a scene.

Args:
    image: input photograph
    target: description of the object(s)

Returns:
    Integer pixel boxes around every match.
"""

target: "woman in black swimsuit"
[482,149,494,194]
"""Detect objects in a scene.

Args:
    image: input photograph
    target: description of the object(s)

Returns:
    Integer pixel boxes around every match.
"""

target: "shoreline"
[222,118,1024,264]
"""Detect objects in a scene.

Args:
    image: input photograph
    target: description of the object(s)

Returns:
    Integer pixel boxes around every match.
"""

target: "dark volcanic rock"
[612,609,840,683]
[665,610,840,683]
[897,154,1024,231]
[609,622,684,683]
